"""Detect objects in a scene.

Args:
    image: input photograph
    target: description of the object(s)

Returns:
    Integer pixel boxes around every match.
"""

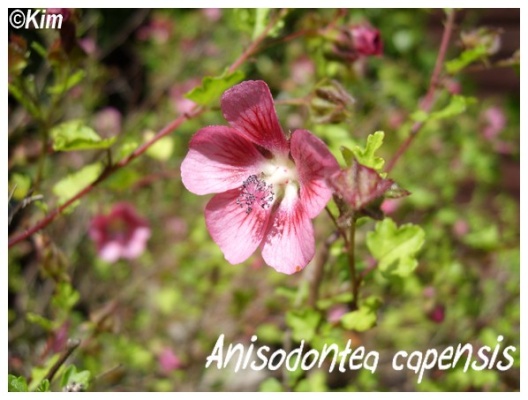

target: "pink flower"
[428,304,445,324]
[93,107,122,138]
[181,80,339,274]
[327,305,348,324]
[482,106,506,140]
[158,348,182,374]
[202,8,221,22]
[380,198,401,215]
[333,24,383,61]
[350,25,383,57]
[89,203,151,263]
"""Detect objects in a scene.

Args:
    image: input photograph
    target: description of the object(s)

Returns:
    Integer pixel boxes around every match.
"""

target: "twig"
[43,338,81,383]
[385,10,456,173]
[308,231,340,308]
[347,214,358,311]
[227,8,288,73]
[8,11,287,249]
[8,108,202,248]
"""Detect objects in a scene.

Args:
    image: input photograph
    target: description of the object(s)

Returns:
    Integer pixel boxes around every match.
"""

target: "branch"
[385,10,456,173]
[227,8,288,73]
[8,108,202,248]
[308,231,339,308]
[43,338,81,383]
[8,10,288,248]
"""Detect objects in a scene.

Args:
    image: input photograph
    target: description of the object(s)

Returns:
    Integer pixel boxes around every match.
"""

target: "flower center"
[237,157,299,214]
[262,156,298,187]
[236,175,275,214]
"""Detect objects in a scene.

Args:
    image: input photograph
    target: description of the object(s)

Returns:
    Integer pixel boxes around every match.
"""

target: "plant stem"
[228,8,288,74]
[43,338,81,383]
[347,214,359,310]
[8,11,287,248]
[8,108,203,248]
[308,231,339,308]
[385,9,456,173]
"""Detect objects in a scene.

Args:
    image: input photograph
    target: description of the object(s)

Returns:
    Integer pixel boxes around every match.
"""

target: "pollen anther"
[236,175,275,214]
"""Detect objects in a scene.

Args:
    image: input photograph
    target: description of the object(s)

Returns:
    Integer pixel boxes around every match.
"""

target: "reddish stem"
[8,9,289,248]
[385,10,456,173]
[8,109,202,248]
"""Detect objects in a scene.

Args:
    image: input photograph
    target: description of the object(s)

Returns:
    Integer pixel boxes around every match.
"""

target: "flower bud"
[332,24,383,62]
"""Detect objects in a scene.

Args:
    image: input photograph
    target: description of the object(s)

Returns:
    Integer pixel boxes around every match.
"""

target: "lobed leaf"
[51,120,116,151]
[184,70,245,106]
[366,218,425,278]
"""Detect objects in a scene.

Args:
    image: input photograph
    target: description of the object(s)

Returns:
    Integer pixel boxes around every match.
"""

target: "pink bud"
[350,25,383,57]
[428,304,445,324]
[158,348,182,374]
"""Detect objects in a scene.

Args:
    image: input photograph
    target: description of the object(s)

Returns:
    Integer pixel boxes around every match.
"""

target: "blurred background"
[8,8,519,391]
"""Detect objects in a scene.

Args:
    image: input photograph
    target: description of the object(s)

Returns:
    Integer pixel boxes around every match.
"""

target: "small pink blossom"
[169,79,199,115]
[79,37,97,56]
[89,203,151,263]
[443,78,461,95]
[482,106,506,140]
[137,15,173,43]
[327,305,348,323]
[93,107,122,138]
[380,198,401,215]
[46,8,72,22]
[202,8,221,22]
[428,304,445,324]
[291,56,315,85]
[158,348,182,374]
[333,24,383,61]
[350,25,383,56]
[181,80,339,274]
[453,219,469,238]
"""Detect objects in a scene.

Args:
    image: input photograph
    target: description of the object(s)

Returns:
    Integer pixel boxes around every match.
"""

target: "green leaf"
[51,120,116,151]
[253,9,271,39]
[285,309,321,343]
[260,377,283,392]
[341,296,381,331]
[52,162,103,210]
[445,44,488,74]
[252,9,285,39]
[29,354,60,391]
[104,168,140,191]
[10,173,31,200]
[184,69,245,106]
[8,375,28,392]
[366,218,425,278]
[430,95,477,121]
[294,370,327,392]
[48,70,86,95]
[144,131,174,161]
[51,282,80,312]
[61,365,91,391]
[35,379,50,392]
[26,312,54,331]
[342,131,385,171]
[463,225,499,251]
[255,323,284,344]
[8,82,40,118]
[30,41,47,58]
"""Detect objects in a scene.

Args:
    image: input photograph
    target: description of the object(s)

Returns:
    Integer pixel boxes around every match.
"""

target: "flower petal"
[221,80,289,154]
[121,227,151,259]
[99,241,123,263]
[205,189,271,264]
[181,126,266,195]
[261,190,315,274]
[290,130,339,218]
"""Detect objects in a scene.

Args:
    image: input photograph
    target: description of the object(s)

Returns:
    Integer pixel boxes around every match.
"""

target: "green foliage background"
[8,8,519,391]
